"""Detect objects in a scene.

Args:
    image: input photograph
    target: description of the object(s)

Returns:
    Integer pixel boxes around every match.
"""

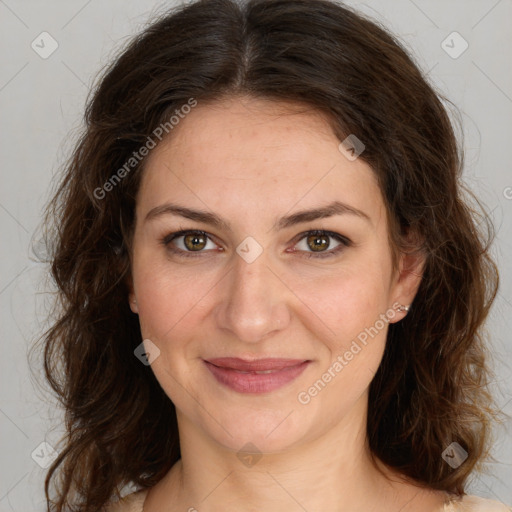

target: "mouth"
[203,357,311,393]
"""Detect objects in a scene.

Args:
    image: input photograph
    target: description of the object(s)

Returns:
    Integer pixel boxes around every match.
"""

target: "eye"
[292,230,351,259]
[162,230,220,257]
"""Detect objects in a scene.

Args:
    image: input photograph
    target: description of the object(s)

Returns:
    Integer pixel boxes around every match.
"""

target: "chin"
[196,401,318,455]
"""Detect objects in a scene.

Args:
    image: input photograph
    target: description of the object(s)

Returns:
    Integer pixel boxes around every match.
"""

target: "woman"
[41,0,509,510]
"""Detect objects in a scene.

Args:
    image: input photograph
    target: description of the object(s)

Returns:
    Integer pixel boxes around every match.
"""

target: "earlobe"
[128,293,139,314]
[125,269,139,314]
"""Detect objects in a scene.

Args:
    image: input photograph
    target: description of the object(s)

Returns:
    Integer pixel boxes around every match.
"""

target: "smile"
[203,358,311,393]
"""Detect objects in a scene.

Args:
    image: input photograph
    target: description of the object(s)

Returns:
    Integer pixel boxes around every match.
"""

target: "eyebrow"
[144,200,371,230]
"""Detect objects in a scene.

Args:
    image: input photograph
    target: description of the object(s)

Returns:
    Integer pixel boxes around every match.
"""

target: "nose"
[214,248,291,344]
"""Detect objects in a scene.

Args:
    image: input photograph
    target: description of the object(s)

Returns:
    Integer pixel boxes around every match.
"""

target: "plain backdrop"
[0,0,511,509]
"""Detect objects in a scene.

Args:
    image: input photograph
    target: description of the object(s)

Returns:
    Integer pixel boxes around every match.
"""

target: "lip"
[204,358,311,393]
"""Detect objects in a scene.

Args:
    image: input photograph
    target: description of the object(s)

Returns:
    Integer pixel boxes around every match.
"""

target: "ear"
[126,273,139,314]
[129,291,139,314]
[389,243,426,323]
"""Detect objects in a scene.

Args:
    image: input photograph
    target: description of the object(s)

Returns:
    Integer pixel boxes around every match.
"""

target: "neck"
[151,394,426,512]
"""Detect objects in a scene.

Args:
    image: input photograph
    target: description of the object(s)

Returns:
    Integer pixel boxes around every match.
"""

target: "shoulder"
[102,489,149,512]
[445,494,511,512]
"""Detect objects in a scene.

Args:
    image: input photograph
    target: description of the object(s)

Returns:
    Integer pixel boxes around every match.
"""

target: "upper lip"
[205,357,309,372]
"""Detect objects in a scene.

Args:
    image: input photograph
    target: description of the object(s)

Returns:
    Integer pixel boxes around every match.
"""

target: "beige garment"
[105,489,511,511]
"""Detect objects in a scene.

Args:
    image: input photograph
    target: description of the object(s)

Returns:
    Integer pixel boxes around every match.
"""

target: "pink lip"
[204,358,310,393]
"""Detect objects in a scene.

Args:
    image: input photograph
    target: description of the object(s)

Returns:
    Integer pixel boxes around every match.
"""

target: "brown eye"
[293,230,350,259]
[184,232,207,251]
[306,233,330,252]
[162,230,219,258]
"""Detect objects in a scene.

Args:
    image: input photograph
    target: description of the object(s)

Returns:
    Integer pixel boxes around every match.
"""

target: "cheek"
[134,262,210,341]
[289,260,393,405]
[291,262,392,343]
[133,249,393,343]
[295,272,391,416]
[132,262,213,402]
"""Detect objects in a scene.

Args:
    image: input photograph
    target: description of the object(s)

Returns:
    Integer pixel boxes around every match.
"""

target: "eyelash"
[160,229,351,260]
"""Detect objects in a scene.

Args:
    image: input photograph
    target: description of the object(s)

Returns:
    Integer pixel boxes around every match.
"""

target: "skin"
[128,96,448,511]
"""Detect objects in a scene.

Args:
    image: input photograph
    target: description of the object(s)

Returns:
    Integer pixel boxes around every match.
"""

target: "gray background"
[1,0,511,509]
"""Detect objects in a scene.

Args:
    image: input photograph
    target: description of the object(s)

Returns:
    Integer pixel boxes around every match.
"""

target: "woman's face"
[129,96,422,454]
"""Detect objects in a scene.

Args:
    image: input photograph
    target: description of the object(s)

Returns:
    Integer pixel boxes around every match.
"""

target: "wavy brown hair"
[39,0,500,510]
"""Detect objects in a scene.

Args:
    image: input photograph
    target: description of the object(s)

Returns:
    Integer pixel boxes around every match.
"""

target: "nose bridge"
[215,248,290,343]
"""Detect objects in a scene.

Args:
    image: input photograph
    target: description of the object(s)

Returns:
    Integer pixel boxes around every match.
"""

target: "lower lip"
[204,360,310,394]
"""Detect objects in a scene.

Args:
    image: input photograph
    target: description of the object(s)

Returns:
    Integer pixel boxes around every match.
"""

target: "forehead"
[138,96,385,229]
